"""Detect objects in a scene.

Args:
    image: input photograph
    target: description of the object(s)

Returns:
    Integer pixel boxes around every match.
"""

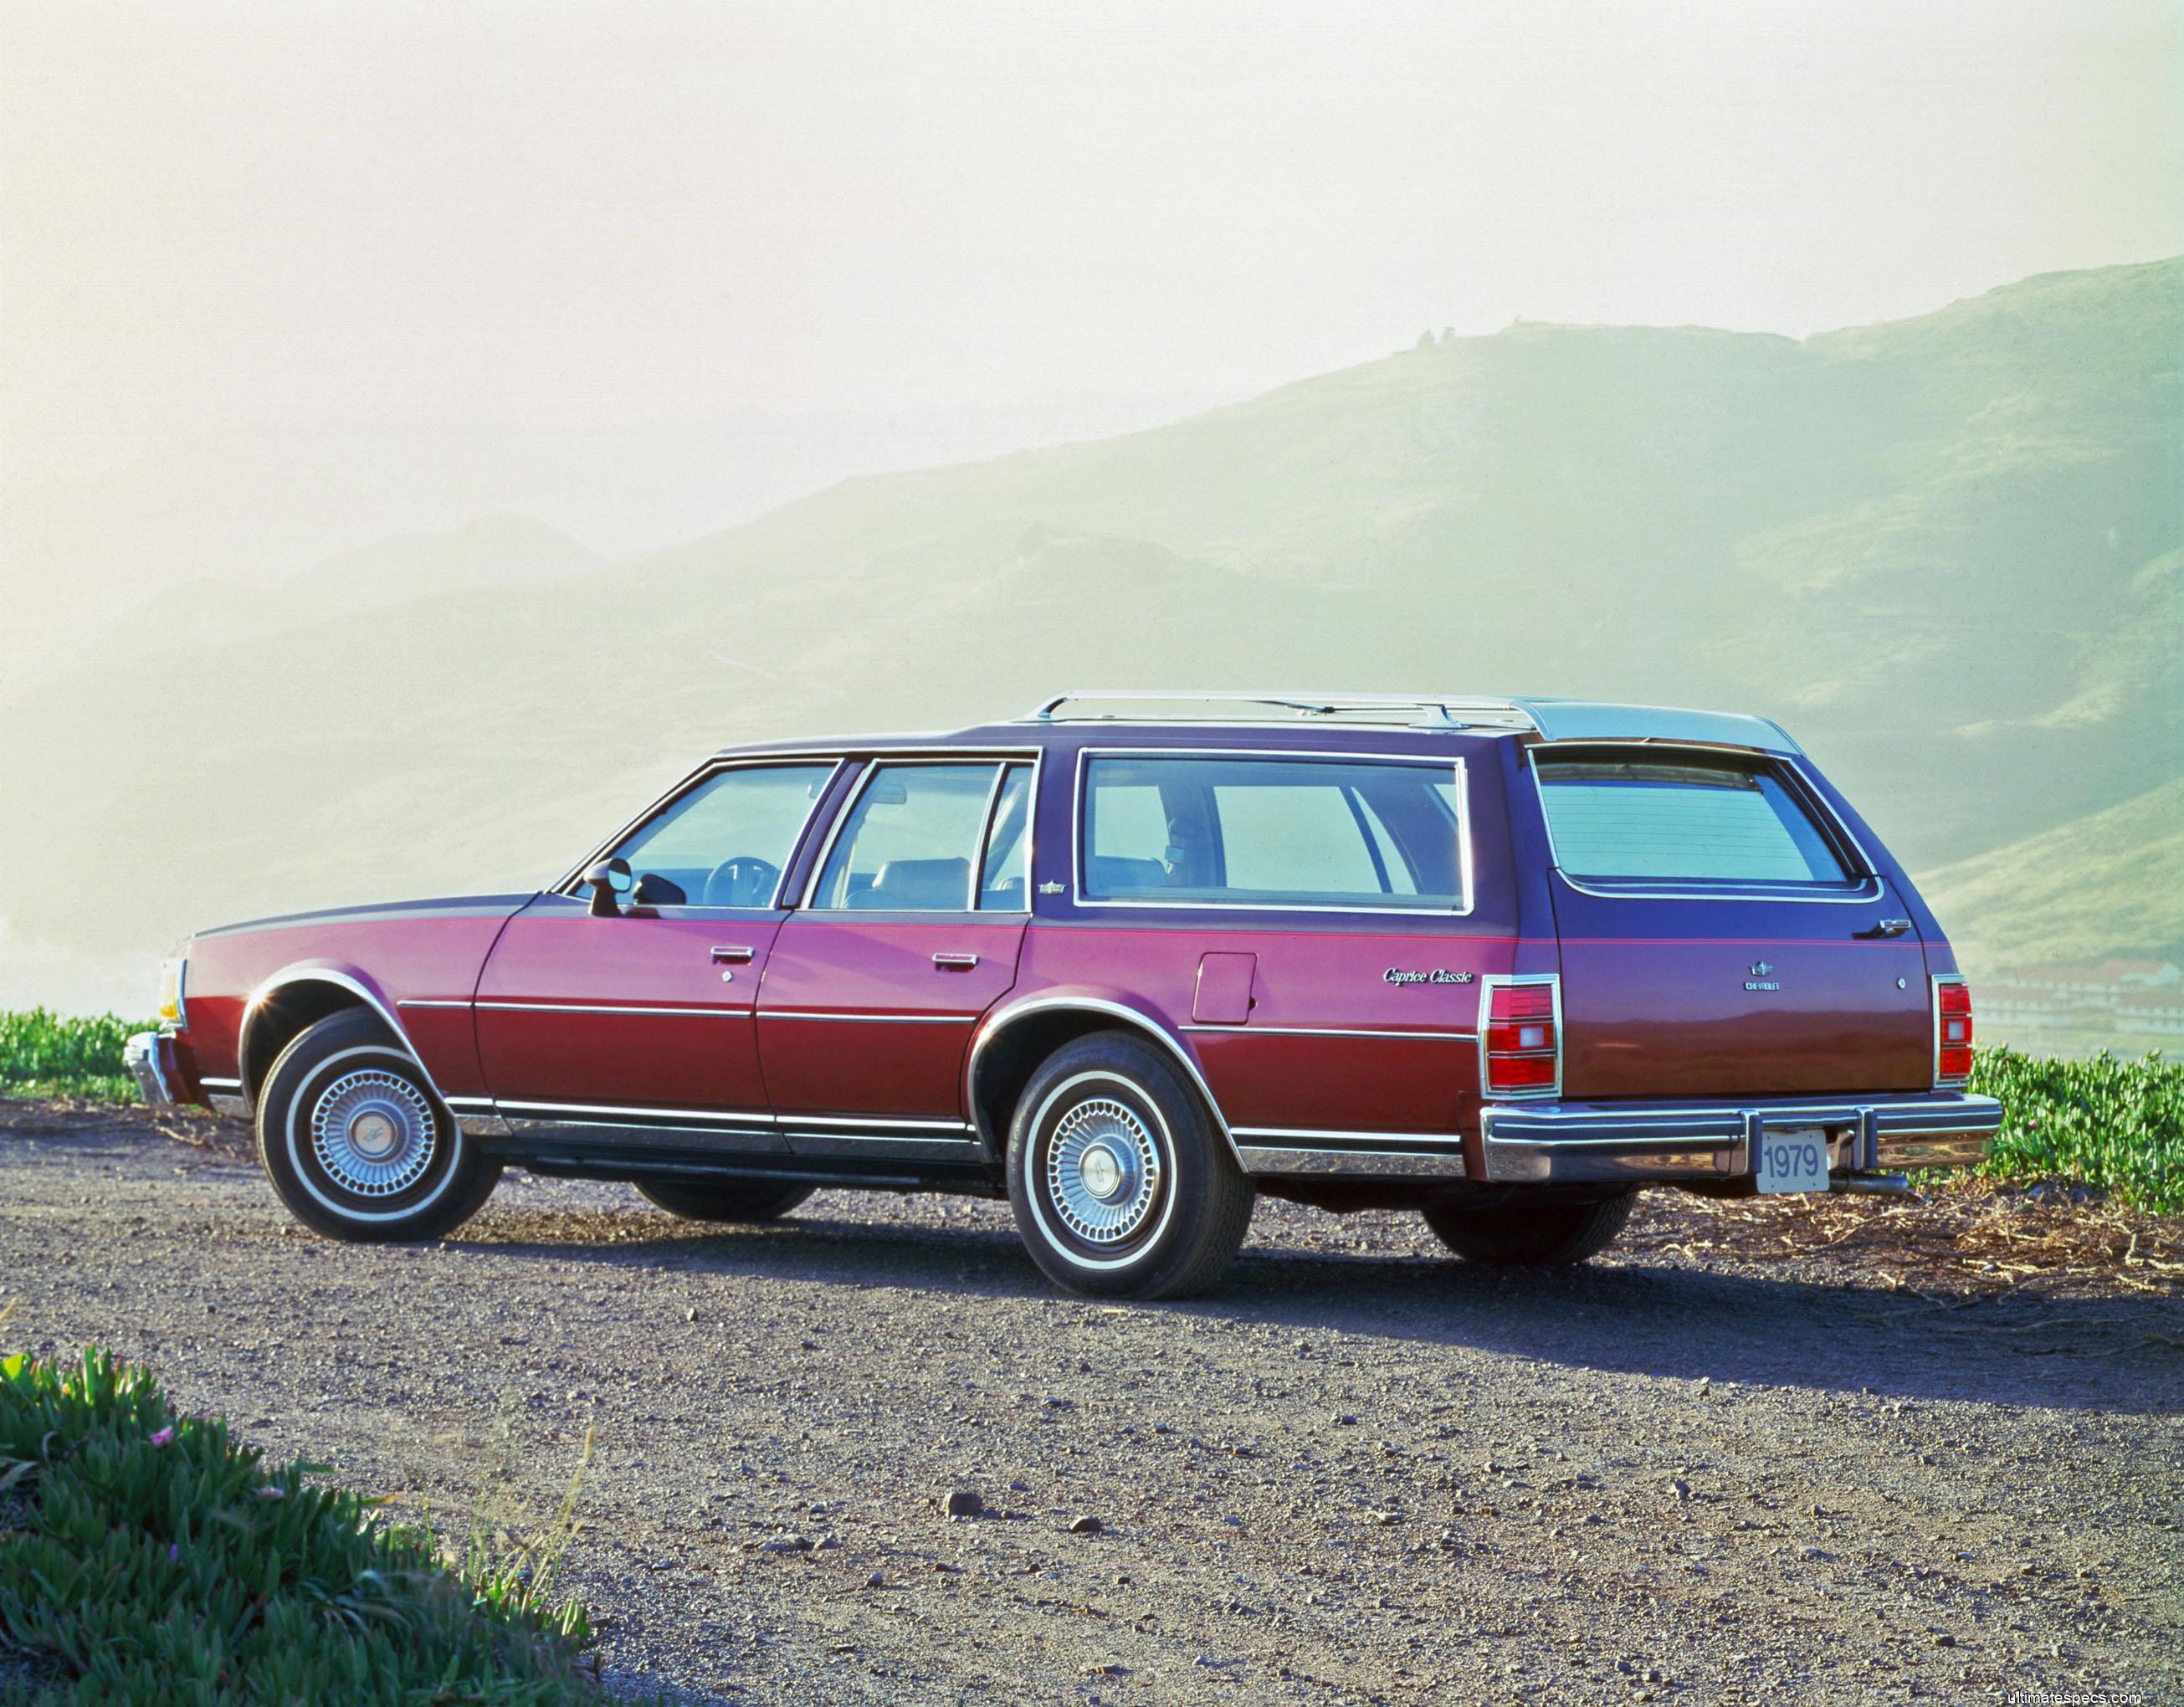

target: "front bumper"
[123,1032,177,1107]
[1480,1091,2002,1185]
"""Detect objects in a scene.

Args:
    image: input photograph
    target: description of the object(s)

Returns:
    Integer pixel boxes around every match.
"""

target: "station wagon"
[127,692,2002,1297]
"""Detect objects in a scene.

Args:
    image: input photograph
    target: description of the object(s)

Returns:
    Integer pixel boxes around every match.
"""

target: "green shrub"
[0,1011,143,1102]
[1970,1045,2181,1213]
[0,1351,600,1704]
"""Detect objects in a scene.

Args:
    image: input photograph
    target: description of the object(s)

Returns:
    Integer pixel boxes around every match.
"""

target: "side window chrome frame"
[1525,741,1882,905]
[552,756,849,913]
[1069,746,1476,918]
[795,750,1043,915]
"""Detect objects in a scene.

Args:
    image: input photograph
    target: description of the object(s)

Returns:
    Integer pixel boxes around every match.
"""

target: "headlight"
[157,956,188,1029]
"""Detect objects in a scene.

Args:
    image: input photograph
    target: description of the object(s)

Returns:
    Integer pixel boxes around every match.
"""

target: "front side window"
[810,763,1001,911]
[1534,754,1851,884]
[1079,755,1466,910]
[610,763,836,906]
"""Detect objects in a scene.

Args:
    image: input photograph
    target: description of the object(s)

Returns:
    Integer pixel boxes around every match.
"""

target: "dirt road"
[3,1105,2177,1704]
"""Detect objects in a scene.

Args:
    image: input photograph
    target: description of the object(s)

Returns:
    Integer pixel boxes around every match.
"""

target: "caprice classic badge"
[126,691,2000,1300]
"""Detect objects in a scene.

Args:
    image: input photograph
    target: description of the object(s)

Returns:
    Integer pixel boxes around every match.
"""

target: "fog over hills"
[2,259,2176,1017]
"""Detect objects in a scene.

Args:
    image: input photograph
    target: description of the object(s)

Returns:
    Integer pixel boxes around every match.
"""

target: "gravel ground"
[3,1103,2179,1705]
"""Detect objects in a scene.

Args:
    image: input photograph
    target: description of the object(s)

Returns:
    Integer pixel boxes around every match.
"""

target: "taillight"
[1935,977,1973,1086]
[1483,978,1560,1096]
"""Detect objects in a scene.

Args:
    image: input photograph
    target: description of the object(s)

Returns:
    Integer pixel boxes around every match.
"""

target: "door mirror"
[584,857,635,917]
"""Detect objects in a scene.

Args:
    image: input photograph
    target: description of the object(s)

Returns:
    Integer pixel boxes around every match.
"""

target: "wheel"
[256,1010,502,1242]
[637,1177,813,1223]
[1422,1192,1637,1265]
[1006,1030,1255,1299]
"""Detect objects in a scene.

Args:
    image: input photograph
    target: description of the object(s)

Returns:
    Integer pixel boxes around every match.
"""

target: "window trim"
[1070,746,1475,917]
[1526,741,1883,904]
[797,754,1041,915]
[554,757,848,911]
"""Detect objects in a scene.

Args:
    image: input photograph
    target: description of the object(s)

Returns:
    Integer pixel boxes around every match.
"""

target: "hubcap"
[1046,1097,1161,1245]
[310,1069,437,1197]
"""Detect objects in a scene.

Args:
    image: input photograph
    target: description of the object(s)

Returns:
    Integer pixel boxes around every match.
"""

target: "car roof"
[711,694,1802,759]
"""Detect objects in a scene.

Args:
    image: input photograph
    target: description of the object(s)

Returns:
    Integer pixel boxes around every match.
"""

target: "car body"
[129,690,2001,1296]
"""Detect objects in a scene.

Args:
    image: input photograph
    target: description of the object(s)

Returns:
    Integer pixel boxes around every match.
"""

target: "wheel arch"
[965,995,1243,1171]
[238,966,440,1111]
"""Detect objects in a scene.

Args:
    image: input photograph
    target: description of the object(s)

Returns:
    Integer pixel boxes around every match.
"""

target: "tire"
[1006,1030,1255,1299]
[256,1010,502,1243]
[1423,1192,1637,1266]
[637,1177,813,1223]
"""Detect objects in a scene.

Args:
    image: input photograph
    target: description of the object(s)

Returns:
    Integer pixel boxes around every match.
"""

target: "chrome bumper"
[123,1032,177,1107]
[1480,1092,2002,1185]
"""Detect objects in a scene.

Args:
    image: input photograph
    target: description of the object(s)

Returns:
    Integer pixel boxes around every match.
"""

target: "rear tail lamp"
[1484,978,1560,1096]
[1935,977,1973,1086]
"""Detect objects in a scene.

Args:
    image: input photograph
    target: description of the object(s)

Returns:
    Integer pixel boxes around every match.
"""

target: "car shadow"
[458,1203,2181,1417]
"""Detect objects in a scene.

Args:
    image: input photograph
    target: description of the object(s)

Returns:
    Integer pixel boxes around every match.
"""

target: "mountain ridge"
[1,257,2176,1018]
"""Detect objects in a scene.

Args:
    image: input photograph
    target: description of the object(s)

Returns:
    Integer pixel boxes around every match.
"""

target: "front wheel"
[1423,1192,1637,1266]
[257,1009,502,1242]
[637,1177,813,1223]
[1007,1031,1255,1299]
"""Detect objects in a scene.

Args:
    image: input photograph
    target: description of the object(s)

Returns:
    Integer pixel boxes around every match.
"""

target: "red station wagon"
[127,692,2002,1298]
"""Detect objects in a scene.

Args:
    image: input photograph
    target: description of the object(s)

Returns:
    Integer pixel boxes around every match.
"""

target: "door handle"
[710,945,756,963]
[932,952,980,971]
[1854,919,1912,940]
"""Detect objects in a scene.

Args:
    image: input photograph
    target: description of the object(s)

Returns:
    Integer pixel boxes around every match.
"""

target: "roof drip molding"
[1024,691,1802,754]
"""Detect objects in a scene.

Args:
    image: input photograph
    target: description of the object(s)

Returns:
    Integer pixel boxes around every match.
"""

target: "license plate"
[1755,1125,1830,1194]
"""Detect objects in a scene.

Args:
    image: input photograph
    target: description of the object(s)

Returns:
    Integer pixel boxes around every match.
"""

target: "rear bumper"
[123,1032,177,1107]
[1480,1091,2002,1185]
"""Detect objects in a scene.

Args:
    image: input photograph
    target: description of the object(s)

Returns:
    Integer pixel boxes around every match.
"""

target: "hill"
[1920,779,2184,971]
[0,259,2176,1015]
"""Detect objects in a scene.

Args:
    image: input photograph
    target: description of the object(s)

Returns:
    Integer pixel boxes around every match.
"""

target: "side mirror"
[584,857,635,917]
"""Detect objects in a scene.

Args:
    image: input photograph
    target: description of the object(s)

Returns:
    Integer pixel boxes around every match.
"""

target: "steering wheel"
[702,856,782,908]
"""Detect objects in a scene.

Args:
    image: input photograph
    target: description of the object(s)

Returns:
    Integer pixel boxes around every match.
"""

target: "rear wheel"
[637,1177,813,1223]
[1423,1192,1637,1266]
[257,1010,502,1242]
[1007,1031,1255,1299]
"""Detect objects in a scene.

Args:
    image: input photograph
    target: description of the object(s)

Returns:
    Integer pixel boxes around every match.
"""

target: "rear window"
[1080,754,1467,910]
[1534,756,1850,884]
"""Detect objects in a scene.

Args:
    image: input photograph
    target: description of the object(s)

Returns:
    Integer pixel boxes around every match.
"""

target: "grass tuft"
[1968,1046,2181,1214]
[0,1010,144,1102]
[0,1350,602,1704]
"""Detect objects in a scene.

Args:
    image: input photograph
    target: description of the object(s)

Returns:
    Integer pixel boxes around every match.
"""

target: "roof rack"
[1026,690,1540,731]
[1023,691,1804,754]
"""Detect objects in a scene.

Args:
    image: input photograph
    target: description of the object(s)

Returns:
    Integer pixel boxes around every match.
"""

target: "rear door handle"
[1855,919,1912,939]
[932,952,980,971]
[710,945,756,963]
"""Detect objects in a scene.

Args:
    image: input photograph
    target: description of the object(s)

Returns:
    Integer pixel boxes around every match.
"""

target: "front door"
[757,758,1033,1161]
[475,760,839,1151]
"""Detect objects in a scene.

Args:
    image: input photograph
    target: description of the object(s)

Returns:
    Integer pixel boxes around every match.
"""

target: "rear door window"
[1079,754,1467,910]
[1533,755,1850,884]
[809,762,1001,910]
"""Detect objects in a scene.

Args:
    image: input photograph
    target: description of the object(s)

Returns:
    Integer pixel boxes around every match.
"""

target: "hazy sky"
[5,0,2180,487]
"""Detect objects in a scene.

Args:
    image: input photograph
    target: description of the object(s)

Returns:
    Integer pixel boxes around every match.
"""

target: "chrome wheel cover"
[309,1069,437,1198]
[1045,1096,1161,1245]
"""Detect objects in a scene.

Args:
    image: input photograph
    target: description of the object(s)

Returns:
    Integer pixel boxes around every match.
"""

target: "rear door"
[1531,746,1933,1099]
[757,758,1033,1160]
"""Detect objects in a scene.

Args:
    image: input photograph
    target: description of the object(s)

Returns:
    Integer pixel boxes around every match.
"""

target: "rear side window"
[1533,756,1850,884]
[1080,754,1467,910]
